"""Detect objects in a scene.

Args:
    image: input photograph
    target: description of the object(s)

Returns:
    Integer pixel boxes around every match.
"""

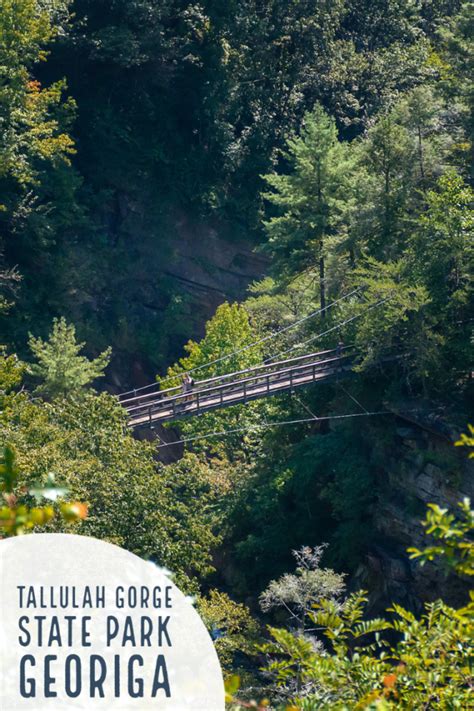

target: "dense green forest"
[1,1,473,708]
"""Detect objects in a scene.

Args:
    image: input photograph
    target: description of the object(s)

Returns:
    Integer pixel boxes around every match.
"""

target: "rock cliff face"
[103,207,267,390]
[354,412,473,613]
[162,212,268,326]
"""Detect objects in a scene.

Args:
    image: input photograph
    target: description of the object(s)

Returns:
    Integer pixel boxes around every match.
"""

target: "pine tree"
[363,113,413,257]
[262,104,357,315]
[28,318,111,398]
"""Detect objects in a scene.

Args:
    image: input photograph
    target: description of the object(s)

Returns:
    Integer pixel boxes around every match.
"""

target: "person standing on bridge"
[182,373,195,401]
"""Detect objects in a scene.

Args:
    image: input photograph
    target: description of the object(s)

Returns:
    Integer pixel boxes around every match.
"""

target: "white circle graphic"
[0,534,225,710]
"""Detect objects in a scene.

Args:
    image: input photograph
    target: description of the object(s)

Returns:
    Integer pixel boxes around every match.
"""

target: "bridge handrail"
[120,347,337,405]
[121,346,354,406]
[126,352,354,417]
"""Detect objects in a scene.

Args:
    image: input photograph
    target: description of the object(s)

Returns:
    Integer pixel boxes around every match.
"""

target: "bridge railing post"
[243,381,247,403]
[196,391,200,413]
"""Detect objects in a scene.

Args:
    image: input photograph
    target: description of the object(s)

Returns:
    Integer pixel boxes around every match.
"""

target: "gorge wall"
[101,207,267,391]
[355,411,473,613]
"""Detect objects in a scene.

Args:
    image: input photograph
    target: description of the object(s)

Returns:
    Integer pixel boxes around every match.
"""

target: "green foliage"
[0,349,24,403]
[259,592,473,709]
[349,258,436,381]
[407,171,474,389]
[0,2,472,704]
[1,0,469,383]
[161,302,262,386]
[0,0,75,222]
[408,497,474,577]
[456,424,474,457]
[27,317,111,397]
[260,591,391,705]
[159,301,267,455]
[0,0,82,350]
[0,443,87,536]
[437,2,474,173]
[244,499,474,710]
[0,0,74,190]
[368,116,411,230]
[262,104,357,307]
[301,425,377,567]
[227,419,376,592]
[413,171,473,309]
[246,276,317,346]
[198,589,259,672]
[1,371,221,590]
[260,545,346,633]
[0,265,21,314]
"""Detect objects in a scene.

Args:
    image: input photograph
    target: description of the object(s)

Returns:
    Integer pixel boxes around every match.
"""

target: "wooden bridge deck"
[120,348,353,428]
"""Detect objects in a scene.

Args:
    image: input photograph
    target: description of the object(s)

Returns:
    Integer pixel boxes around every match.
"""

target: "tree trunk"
[349,245,355,269]
[316,162,326,318]
[319,240,326,318]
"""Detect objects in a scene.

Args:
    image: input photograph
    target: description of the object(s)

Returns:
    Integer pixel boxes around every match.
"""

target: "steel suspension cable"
[155,409,408,449]
[265,296,392,364]
[120,287,362,397]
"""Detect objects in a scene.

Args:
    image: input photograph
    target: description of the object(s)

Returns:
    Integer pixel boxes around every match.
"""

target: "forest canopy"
[0,1,473,709]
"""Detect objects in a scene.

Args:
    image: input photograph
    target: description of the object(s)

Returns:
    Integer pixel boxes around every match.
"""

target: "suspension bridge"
[118,290,394,430]
[120,347,354,429]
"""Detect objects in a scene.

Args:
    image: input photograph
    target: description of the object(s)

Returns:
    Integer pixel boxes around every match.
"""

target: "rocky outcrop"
[354,412,473,613]
[102,206,268,391]
[164,212,268,316]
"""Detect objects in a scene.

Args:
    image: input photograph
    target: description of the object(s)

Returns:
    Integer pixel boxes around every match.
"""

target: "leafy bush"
[228,496,474,710]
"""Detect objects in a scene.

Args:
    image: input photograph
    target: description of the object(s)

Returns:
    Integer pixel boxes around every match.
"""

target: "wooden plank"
[119,346,344,405]
[125,353,350,417]
[128,363,352,428]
